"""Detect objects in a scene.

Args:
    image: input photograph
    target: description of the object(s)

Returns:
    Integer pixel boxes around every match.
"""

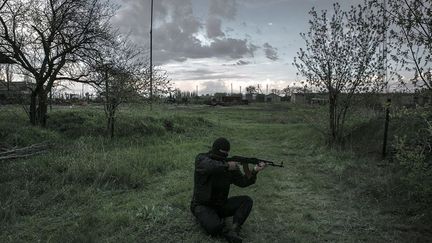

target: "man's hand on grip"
[254,162,266,172]
[227,161,238,171]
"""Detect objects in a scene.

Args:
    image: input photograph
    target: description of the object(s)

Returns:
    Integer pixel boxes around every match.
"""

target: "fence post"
[382,98,391,158]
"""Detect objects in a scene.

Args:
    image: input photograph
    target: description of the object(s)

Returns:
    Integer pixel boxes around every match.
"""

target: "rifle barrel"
[227,156,284,167]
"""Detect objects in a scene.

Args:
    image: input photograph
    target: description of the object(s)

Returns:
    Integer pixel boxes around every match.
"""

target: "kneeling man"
[190,137,266,243]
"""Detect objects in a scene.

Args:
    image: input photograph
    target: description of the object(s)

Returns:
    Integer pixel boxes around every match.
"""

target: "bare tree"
[282,86,291,97]
[270,88,281,95]
[384,0,432,91]
[294,1,387,144]
[246,85,257,94]
[0,0,113,126]
[91,37,171,138]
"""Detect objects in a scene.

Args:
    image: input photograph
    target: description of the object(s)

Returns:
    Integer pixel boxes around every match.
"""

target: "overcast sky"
[111,0,362,94]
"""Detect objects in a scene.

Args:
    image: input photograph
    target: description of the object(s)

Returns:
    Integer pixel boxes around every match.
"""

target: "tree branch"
[0,0,7,11]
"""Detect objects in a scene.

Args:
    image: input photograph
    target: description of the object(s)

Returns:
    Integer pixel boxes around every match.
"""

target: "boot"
[232,223,241,234]
[223,223,242,243]
[223,230,242,243]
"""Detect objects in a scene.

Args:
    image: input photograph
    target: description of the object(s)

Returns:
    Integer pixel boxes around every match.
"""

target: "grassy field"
[0,103,430,242]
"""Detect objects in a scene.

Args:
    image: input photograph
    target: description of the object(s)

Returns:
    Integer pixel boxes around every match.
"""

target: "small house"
[265,93,281,102]
[291,93,306,104]
[0,81,34,104]
[255,94,265,102]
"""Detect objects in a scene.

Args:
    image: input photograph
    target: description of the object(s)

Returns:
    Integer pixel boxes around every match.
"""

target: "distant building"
[221,94,242,103]
[291,93,306,104]
[0,81,34,104]
[244,93,268,102]
[245,93,254,102]
[213,93,228,103]
[378,91,431,107]
[208,93,247,106]
[292,93,328,104]
[281,95,291,102]
[265,93,281,102]
[311,97,328,105]
[256,94,265,102]
[290,91,431,107]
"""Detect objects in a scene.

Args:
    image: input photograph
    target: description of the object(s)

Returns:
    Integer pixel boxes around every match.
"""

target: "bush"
[46,108,213,138]
[393,117,432,204]
[47,109,105,137]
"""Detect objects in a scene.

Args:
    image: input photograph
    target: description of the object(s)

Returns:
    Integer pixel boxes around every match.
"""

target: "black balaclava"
[211,137,230,160]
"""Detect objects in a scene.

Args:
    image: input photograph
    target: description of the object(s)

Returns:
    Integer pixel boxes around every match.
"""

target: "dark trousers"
[192,196,253,236]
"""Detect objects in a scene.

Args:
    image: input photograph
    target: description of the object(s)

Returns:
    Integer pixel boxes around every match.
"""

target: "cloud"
[170,66,247,81]
[113,0,257,64]
[237,0,288,8]
[236,60,250,65]
[210,38,255,59]
[225,27,234,33]
[248,43,259,57]
[189,74,245,81]
[206,17,225,39]
[208,0,237,20]
[222,59,251,66]
[200,80,229,93]
[263,43,279,61]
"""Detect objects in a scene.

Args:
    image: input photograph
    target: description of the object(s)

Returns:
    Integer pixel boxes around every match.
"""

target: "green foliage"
[294,1,388,144]
[337,106,432,229]
[386,0,432,91]
[393,115,432,205]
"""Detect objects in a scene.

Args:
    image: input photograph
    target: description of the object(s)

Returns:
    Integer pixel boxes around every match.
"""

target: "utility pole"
[382,0,388,93]
[240,86,242,94]
[231,83,233,95]
[149,0,154,110]
[382,98,391,158]
[196,85,198,96]
[381,0,390,159]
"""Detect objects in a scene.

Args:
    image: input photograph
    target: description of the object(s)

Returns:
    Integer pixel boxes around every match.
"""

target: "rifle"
[226,155,284,167]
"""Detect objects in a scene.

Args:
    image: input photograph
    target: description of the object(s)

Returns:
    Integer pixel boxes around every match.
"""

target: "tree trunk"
[110,115,115,138]
[4,65,12,91]
[107,114,115,138]
[36,90,48,127]
[328,93,337,145]
[29,77,48,127]
[106,105,115,139]
[29,91,37,125]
